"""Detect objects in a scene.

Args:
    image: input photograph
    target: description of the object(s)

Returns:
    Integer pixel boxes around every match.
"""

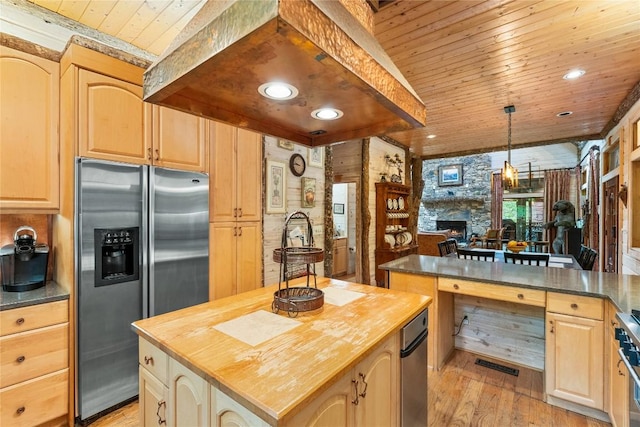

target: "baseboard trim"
[546,395,610,423]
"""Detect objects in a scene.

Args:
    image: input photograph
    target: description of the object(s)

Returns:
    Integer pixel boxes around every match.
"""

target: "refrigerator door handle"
[142,166,150,319]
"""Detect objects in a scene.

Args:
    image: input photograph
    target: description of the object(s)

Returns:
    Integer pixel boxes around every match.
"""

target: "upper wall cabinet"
[209,122,262,222]
[0,46,59,212]
[62,44,207,172]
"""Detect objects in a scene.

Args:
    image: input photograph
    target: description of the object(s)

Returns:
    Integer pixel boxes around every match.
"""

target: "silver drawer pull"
[16,317,25,325]
[144,356,154,365]
[16,355,25,363]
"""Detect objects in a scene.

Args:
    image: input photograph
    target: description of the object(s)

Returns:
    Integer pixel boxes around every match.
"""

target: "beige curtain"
[543,169,572,253]
[491,173,503,229]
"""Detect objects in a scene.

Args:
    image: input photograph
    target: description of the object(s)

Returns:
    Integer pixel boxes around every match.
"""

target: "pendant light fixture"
[502,105,518,189]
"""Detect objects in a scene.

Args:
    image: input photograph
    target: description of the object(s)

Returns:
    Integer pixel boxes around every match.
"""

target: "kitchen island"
[380,254,640,423]
[132,277,431,426]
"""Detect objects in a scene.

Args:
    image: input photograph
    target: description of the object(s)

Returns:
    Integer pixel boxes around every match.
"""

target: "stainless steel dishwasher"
[401,308,428,426]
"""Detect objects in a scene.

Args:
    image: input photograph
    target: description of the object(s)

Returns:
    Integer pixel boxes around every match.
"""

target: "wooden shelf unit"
[374,182,417,287]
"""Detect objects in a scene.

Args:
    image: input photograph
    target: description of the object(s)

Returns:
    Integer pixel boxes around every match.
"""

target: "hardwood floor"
[430,350,611,427]
[92,350,611,426]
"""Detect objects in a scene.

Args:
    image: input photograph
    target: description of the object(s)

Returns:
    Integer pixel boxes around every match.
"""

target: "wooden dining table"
[452,248,583,270]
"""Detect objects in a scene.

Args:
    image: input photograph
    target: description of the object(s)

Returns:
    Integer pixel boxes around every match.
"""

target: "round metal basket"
[272,287,324,317]
[273,247,324,264]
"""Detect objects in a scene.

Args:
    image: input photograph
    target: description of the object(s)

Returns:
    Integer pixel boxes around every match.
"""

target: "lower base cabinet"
[139,334,399,427]
[545,293,604,410]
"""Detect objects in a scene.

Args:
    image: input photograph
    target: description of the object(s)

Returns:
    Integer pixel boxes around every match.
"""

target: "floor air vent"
[475,358,519,376]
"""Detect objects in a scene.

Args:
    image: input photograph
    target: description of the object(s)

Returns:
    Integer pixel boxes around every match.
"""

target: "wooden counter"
[132,277,431,426]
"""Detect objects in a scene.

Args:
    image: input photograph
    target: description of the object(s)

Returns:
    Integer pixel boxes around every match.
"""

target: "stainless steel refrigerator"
[75,158,209,421]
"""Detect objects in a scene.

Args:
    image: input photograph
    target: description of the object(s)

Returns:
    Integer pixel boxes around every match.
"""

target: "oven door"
[619,348,640,426]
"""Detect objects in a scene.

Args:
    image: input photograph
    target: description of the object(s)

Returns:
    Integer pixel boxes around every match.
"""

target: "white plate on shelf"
[393,199,399,210]
[387,198,393,210]
[398,197,405,210]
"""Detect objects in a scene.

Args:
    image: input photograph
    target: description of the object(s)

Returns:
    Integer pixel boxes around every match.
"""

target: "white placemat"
[213,310,301,346]
[323,287,366,307]
[548,256,573,263]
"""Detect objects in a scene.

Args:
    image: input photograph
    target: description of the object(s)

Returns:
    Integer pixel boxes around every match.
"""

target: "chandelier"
[502,105,518,189]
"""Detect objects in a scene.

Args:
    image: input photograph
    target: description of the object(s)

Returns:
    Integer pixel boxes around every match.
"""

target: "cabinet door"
[236,222,262,294]
[212,387,270,427]
[285,372,354,427]
[334,244,347,276]
[168,359,209,426]
[139,368,168,427]
[78,69,147,164]
[151,105,207,172]
[209,122,237,222]
[610,333,629,427]
[354,335,399,426]
[0,46,59,211]
[235,128,262,222]
[545,312,604,409]
[210,222,238,300]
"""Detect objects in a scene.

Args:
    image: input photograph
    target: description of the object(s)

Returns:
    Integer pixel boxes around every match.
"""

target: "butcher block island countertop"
[132,277,431,426]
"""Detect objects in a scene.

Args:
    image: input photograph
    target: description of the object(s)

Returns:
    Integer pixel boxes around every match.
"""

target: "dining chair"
[504,252,550,266]
[437,238,458,256]
[577,245,598,270]
[479,228,505,249]
[457,248,495,261]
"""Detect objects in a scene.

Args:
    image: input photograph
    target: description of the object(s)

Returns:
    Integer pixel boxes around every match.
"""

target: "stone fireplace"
[436,220,467,242]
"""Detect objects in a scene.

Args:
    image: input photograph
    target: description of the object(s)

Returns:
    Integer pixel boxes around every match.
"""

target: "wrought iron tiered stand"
[272,211,324,317]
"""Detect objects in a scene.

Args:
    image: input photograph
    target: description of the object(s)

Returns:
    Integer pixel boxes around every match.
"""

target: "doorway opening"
[333,182,357,281]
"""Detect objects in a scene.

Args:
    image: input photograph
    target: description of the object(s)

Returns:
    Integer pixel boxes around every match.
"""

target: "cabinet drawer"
[0,300,68,336]
[0,323,68,388]
[546,292,603,320]
[139,338,168,385]
[438,278,546,307]
[0,369,68,427]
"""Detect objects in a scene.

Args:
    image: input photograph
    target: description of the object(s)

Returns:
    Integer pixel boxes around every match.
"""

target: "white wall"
[332,183,348,236]
[262,136,325,286]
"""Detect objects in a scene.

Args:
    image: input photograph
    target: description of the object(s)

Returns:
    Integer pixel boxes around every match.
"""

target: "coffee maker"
[0,226,49,292]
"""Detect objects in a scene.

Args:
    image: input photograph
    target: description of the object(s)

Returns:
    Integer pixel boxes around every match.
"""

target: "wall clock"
[289,153,306,177]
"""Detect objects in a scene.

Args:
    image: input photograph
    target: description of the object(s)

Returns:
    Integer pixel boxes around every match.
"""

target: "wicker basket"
[273,247,324,264]
[272,287,324,316]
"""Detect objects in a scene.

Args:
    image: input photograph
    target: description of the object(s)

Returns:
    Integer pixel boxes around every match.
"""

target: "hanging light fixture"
[502,105,518,189]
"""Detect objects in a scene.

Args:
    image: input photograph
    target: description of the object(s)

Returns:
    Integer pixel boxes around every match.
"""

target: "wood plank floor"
[92,350,611,426]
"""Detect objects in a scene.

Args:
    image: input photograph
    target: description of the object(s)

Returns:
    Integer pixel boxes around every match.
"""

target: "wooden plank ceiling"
[26,0,640,158]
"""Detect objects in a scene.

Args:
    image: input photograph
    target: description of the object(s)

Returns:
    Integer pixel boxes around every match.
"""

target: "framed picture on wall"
[302,177,316,208]
[277,139,294,150]
[333,203,344,214]
[266,160,286,213]
[438,164,463,186]
[308,147,324,168]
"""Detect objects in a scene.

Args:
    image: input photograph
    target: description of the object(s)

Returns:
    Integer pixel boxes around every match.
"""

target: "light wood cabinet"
[63,44,207,171]
[608,303,629,427]
[168,358,209,426]
[139,366,168,427]
[333,238,348,276]
[0,300,69,426]
[209,122,262,223]
[211,388,270,427]
[209,121,263,299]
[286,334,399,426]
[545,293,604,410]
[147,105,208,172]
[209,222,262,299]
[0,46,59,212]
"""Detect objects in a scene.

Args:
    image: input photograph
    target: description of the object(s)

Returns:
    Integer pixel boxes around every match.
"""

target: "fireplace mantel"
[423,197,485,205]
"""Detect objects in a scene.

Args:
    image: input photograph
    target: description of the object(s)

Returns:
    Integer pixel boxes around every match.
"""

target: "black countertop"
[380,254,640,314]
[0,281,69,311]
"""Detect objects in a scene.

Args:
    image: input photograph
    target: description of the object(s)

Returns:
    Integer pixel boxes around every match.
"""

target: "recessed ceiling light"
[311,108,343,120]
[427,134,436,139]
[258,82,299,100]
[557,111,573,117]
[563,69,585,80]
